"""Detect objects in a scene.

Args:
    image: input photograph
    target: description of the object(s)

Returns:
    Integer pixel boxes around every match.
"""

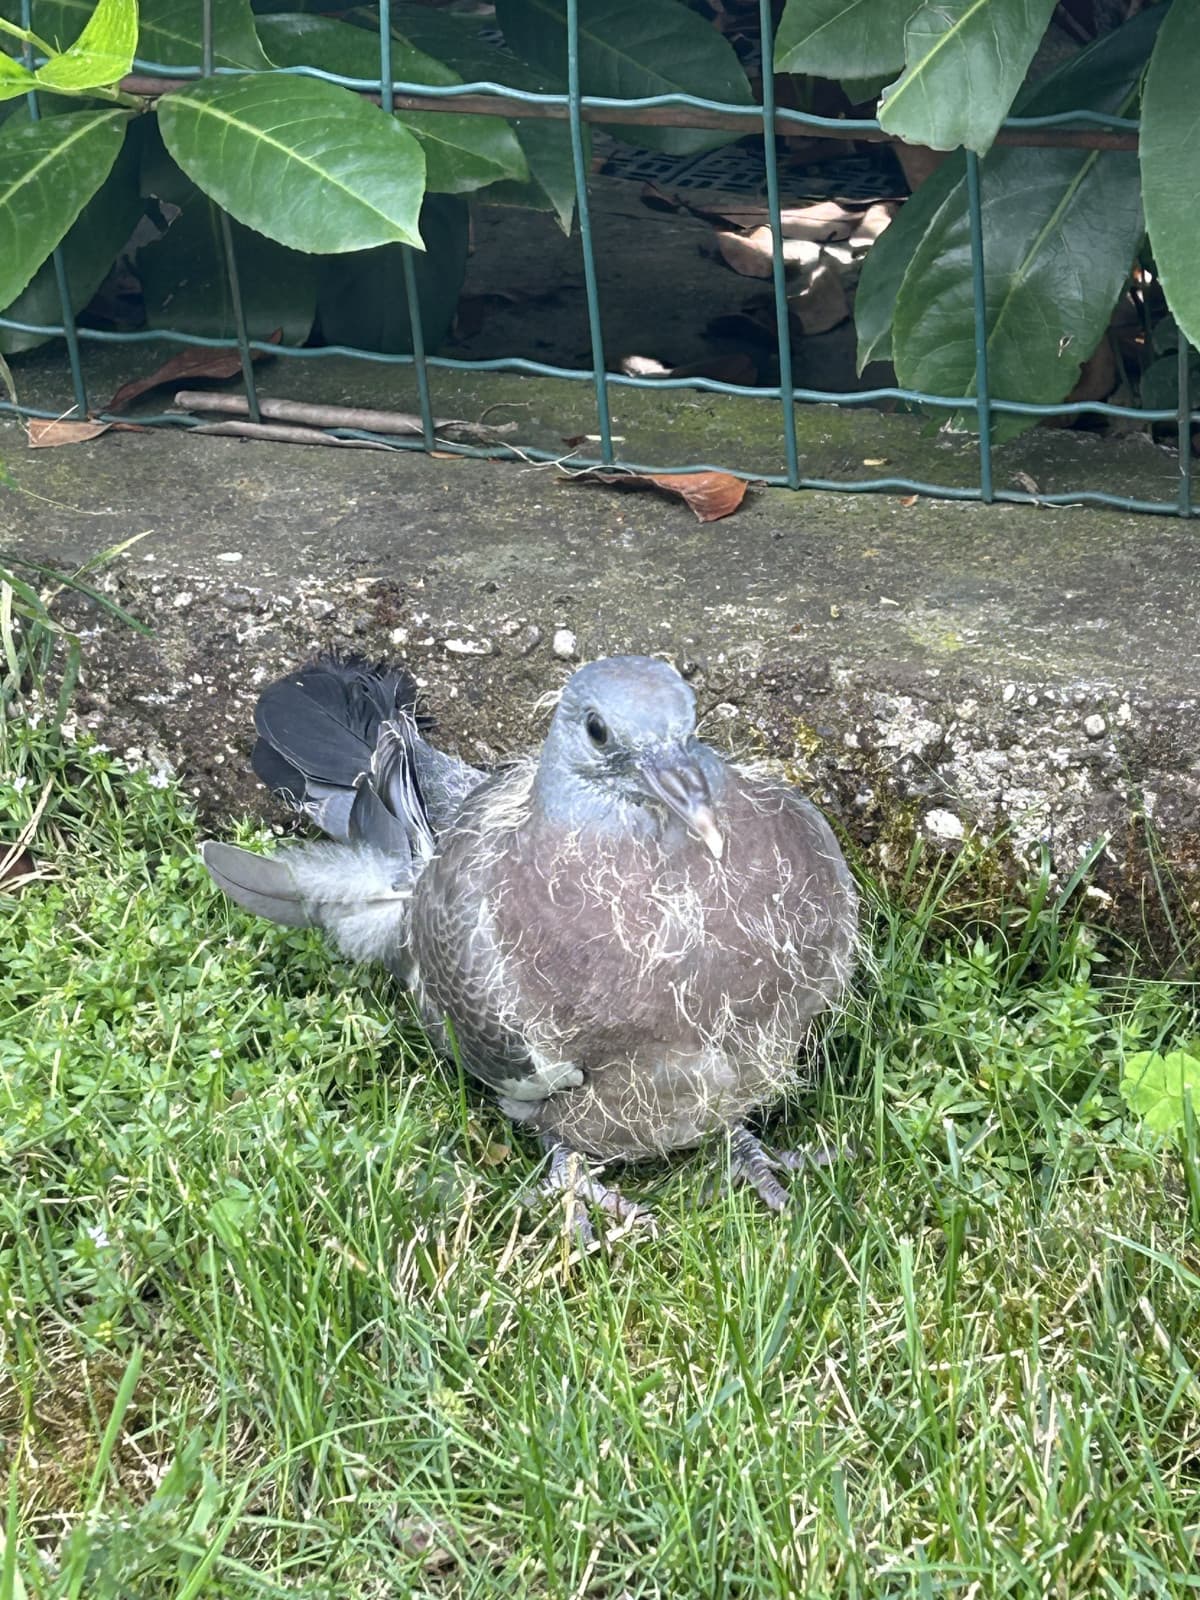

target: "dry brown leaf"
[715,226,822,279]
[27,418,110,448]
[789,263,849,336]
[778,201,858,243]
[106,330,282,413]
[899,494,918,507]
[618,354,672,377]
[863,457,889,467]
[849,202,898,249]
[574,468,747,522]
[650,471,747,521]
[645,184,866,242]
[1042,339,1117,428]
[619,352,758,386]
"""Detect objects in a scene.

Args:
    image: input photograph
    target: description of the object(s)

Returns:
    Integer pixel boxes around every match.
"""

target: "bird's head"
[539,656,725,858]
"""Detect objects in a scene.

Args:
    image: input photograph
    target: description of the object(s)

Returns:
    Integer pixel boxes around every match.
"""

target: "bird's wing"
[409,772,583,1103]
[410,739,486,836]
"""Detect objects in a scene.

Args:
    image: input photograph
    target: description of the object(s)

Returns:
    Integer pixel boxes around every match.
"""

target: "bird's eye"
[585,711,609,747]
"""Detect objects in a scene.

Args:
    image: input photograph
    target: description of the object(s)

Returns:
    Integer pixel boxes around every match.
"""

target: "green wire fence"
[3,0,1196,518]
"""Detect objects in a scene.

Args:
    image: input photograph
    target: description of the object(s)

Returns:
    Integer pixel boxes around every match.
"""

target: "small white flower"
[11,775,27,793]
[86,1224,110,1250]
[148,770,170,790]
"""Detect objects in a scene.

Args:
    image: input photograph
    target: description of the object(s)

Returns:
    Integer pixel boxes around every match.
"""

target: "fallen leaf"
[898,496,918,507]
[848,202,898,249]
[27,418,110,447]
[789,263,849,336]
[618,352,758,386]
[573,468,747,522]
[650,471,747,520]
[618,354,671,377]
[106,331,282,413]
[863,457,889,467]
[644,186,872,242]
[716,226,822,280]
[1042,338,1116,427]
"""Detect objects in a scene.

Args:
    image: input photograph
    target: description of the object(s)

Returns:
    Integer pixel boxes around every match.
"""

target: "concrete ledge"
[3,410,1198,957]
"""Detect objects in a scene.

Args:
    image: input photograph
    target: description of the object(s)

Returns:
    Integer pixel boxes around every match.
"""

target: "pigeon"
[202,654,859,1232]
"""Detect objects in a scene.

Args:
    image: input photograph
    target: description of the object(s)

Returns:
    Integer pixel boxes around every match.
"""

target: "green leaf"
[317,193,467,354]
[878,0,1057,156]
[22,0,270,68]
[1120,1050,1200,1138]
[34,0,137,91]
[137,195,318,341]
[1141,0,1200,352]
[484,114,580,232]
[1138,350,1200,412]
[889,12,1159,431]
[0,52,38,101]
[396,8,581,228]
[494,0,753,156]
[775,0,911,79]
[0,107,127,308]
[853,156,963,372]
[0,117,144,354]
[256,14,527,195]
[207,1189,254,1249]
[157,74,425,253]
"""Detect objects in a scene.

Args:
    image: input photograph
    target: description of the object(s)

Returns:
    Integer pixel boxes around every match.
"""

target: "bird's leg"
[727,1125,856,1212]
[728,1125,790,1211]
[538,1137,657,1243]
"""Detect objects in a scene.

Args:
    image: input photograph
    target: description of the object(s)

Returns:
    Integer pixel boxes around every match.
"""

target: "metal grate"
[2,0,1195,518]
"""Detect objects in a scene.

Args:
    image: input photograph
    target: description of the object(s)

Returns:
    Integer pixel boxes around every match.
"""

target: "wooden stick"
[188,420,395,449]
[122,77,1139,151]
[174,391,442,434]
[175,393,520,442]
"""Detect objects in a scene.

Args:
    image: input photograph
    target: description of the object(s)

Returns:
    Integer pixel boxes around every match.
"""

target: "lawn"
[2,714,1199,1598]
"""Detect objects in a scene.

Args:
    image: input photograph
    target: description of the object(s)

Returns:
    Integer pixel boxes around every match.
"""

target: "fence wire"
[3,0,1196,518]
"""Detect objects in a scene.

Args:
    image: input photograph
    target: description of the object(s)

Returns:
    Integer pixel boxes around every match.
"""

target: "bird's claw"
[726,1126,855,1211]
[538,1141,657,1244]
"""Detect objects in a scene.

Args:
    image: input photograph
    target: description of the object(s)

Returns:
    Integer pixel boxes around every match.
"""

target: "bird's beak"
[637,752,724,860]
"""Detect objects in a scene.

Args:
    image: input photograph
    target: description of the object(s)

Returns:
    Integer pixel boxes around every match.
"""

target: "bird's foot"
[727,1125,855,1213]
[538,1139,657,1244]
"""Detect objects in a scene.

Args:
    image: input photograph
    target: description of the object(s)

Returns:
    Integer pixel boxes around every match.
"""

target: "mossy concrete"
[3,386,1199,958]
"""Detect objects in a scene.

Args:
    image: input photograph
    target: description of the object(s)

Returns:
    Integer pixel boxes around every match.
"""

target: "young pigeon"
[202,654,858,1231]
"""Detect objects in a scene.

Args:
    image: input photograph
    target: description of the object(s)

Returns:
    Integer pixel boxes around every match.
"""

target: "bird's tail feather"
[250,656,435,857]
[201,839,414,968]
[201,840,312,928]
[203,656,450,969]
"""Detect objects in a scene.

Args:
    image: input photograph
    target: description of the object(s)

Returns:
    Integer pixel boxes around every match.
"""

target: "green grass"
[2,718,1200,1598]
